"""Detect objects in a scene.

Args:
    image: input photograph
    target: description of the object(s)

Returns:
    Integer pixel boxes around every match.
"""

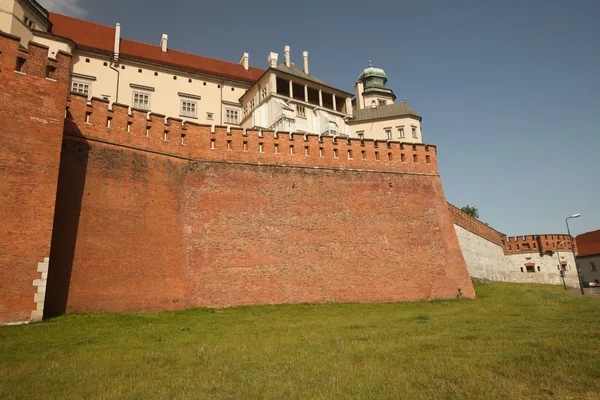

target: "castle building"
[0,0,478,325]
[0,0,423,141]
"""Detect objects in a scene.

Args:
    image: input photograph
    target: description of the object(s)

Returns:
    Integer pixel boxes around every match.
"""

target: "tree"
[461,205,479,219]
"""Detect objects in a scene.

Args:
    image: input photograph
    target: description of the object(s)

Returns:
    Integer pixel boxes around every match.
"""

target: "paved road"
[568,287,600,297]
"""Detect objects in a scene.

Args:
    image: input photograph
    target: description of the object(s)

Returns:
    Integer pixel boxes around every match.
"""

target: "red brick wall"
[504,234,574,255]
[0,34,70,323]
[44,96,474,314]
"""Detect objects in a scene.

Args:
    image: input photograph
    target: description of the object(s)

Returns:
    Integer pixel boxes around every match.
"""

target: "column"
[318,90,323,107]
[332,94,337,112]
[304,85,308,103]
[289,80,293,99]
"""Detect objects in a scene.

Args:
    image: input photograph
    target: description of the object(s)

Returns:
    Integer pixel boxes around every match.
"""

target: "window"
[398,127,405,139]
[261,87,268,100]
[385,129,392,140]
[71,81,90,96]
[379,99,386,106]
[46,65,56,79]
[24,16,34,29]
[250,99,255,109]
[297,105,306,118]
[133,92,150,110]
[526,266,535,273]
[412,127,417,138]
[206,112,214,120]
[225,108,239,124]
[180,100,197,118]
[592,262,597,272]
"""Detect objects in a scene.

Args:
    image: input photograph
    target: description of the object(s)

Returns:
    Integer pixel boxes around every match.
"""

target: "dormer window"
[379,99,386,106]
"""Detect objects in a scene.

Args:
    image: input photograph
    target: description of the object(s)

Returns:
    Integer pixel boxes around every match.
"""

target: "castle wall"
[503,252,578,287]
[43,94,474,314]
[453,224,507,281]
[0,33,70,324]
[450,204,580,288]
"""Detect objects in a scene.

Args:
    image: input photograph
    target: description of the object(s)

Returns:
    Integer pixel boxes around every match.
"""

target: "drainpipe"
[110,22,121,102]
[109,63,120,103]
[220,79,224,125]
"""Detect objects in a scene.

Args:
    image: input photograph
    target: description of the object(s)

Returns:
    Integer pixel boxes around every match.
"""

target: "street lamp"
[565,214,584,295]
[556,241,566,290]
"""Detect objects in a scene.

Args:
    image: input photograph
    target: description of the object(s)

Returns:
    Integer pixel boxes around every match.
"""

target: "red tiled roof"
[576,229,600,257]
[48,13,264,84]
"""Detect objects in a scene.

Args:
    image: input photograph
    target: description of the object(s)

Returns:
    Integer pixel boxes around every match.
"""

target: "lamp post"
[565,213,584,295]
[556,241,566,290]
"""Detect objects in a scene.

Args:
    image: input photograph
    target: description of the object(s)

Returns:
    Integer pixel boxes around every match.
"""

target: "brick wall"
[63,94,439,176]
[43,95,474,314]
[0,33,70,324]
[504,234,574,255]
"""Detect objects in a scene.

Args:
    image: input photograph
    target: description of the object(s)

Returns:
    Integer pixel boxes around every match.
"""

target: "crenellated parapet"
[503,234,574,255]
[64,94,439,175]
[0,31,71,83]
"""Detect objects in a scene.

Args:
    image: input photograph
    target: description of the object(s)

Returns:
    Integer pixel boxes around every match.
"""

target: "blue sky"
[44,0,600,237]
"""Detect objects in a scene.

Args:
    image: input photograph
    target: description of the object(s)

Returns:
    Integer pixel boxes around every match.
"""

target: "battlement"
[64,94,439,174]
[0,32,71,84]
[503,234,574,255]
[448,203,505,246]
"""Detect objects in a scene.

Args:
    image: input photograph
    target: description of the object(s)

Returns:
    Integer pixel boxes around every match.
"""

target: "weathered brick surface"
[0,34,70,323]
[45,95,474,312]
[2,34,475,321]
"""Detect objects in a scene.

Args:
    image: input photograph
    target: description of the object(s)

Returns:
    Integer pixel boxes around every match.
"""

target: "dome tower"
[354,61,396,110]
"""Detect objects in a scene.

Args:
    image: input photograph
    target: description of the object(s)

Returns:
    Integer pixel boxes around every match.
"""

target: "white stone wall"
[503,252,579,287]
[454,224,580,288]
[453,224,506,280]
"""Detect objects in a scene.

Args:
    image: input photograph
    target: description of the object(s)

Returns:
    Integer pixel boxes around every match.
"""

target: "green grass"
[1,282,600,399]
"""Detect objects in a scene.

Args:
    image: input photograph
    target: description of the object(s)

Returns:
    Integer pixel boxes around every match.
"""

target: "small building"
[349,63,423,143]
[575,229,600,286]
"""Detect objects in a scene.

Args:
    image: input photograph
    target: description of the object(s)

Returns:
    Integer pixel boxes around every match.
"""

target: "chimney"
[284,45,290,68]
[239,52,249,70]
[160,34,168,53]
[113,22,121,62]
[302,51,308,74]
[268,52,278,68]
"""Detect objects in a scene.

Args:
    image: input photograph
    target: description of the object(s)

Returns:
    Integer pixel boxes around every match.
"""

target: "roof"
[576,229,600,257]
[350,102,421,123]
[358,66,386,81]
[48,13,264,84]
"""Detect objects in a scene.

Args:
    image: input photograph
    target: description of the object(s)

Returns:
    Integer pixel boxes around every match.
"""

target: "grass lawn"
[1,282,600,399]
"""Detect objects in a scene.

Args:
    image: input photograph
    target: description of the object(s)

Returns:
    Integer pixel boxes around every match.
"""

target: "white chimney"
[302,51,308,74]
[268,52,278,68]
[239,52,249,70]
[113,22,121,62]
[160,34,168,53]
[284,45,290,68]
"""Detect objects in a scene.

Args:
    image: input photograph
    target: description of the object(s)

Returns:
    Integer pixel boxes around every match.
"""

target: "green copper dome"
[358,61,394,97]
[357,66,387,81]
